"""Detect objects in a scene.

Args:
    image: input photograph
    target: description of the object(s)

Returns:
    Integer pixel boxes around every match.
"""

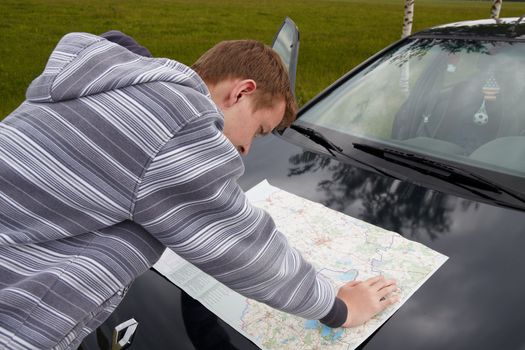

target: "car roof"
[414,17,525,40]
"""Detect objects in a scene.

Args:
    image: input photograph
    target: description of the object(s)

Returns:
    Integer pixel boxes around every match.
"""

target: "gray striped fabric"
[0,33,335,349]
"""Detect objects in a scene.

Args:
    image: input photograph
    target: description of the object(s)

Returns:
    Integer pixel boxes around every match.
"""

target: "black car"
[82,16,525,350]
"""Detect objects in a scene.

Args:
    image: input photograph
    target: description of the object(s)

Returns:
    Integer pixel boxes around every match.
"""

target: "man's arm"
[132,114,336,321]
[132,112,399,327]
[99,28,398,328]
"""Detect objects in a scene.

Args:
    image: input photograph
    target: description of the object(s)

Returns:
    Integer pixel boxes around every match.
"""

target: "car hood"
[84,133,525,350]
[239,134,525,349]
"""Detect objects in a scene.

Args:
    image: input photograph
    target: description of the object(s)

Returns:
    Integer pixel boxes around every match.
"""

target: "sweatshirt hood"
[26,32,210,103]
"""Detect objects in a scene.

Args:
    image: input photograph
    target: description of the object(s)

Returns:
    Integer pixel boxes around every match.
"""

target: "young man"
[0,31,398,349]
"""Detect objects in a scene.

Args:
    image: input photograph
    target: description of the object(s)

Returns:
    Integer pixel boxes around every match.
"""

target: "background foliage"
[1,0,525,117]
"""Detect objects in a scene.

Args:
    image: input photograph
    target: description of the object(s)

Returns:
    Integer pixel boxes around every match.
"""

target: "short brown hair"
[192,40,296,128]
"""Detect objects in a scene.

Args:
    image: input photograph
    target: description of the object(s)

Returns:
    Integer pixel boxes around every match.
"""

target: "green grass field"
[1,0,525,117]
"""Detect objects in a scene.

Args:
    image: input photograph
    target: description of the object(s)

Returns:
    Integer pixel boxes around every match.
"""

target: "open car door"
[272,17,299,96]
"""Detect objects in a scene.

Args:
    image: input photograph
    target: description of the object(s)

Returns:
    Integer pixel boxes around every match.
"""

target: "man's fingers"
[345,280,361,288]
[364,275,384,286]
[367,275,397,291]
[380,295,400,308]
[377,279,396,290]
[378,284,398,299]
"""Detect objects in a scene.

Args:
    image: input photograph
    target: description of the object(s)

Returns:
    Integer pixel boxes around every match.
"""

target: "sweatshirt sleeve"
[132,113,338,320]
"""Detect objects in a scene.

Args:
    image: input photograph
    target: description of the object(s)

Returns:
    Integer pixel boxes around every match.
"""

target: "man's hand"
[338,276,399,328]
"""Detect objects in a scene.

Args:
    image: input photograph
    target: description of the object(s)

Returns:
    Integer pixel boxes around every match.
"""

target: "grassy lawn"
[1,0,525,118]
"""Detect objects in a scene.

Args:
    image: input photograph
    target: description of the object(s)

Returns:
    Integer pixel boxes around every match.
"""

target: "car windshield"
[300,38,525,179]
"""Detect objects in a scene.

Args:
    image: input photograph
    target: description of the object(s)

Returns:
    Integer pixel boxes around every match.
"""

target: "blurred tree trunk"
[491,0,502,19]
[400,0,415,96]
[402,0,415,38]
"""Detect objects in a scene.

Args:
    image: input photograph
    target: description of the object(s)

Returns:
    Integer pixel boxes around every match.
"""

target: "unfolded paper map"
[154,180,448,349]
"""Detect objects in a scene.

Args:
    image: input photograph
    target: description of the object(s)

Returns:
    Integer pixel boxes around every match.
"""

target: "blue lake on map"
[304,320,345,342]
[320,266,359,283]
[338,270,358,282]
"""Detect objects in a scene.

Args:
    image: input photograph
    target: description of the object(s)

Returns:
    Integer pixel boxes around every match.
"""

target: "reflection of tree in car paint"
[287,151,477,240]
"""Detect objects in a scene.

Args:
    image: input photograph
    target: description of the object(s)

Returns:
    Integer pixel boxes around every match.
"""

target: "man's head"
[192,40,297,155]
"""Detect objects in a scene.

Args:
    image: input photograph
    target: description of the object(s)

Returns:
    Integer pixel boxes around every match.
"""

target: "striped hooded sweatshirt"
[0,33,339,349]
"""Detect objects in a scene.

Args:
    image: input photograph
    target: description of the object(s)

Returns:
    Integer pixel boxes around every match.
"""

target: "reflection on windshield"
[300,38,525,179]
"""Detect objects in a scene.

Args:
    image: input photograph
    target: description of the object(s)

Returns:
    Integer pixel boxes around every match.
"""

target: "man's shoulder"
[112,80,223,134]
[144,80,219,115]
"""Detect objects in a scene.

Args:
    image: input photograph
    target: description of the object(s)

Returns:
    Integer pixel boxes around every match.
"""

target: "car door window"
[272,17,299,95]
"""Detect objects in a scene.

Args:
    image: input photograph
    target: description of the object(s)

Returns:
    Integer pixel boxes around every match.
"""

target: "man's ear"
[229,79,257,105]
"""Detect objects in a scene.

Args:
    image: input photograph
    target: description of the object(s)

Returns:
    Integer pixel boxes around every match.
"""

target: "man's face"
[223,95,285,155]
[209,78,286,155]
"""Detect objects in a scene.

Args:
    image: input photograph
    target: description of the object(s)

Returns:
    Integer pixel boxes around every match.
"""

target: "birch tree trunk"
[400,0,415,96]
[491,0,502,19]
[402,0,415,38]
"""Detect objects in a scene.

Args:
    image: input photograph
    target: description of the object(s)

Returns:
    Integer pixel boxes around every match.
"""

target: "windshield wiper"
[288,125,404,180]
[289,125,343,156]
[353,142,525,207]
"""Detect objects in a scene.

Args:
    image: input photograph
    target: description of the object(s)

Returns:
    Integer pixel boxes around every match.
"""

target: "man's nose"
[238,143,251,155]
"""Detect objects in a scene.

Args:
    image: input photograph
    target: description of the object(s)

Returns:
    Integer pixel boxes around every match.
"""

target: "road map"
[154,180,448,349]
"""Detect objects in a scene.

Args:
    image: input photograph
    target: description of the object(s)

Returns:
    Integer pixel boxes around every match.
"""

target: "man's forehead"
[272,98,286,125]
